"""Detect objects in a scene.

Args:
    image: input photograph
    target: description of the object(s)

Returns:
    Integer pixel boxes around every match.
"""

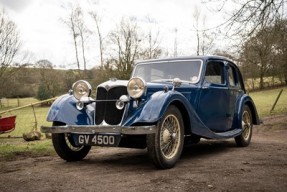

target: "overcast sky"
[0,0,226,69]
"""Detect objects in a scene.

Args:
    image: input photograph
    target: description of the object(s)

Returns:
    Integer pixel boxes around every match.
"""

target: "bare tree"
[193,7,201,56]
[240,27,279,89]
[90,11,105,68]
[204,0,287,37]
[0,10,21,97]
[108,17,142,79]
[74,7,89,71]
[62,5,89,71]
[272,19,287,84]
[62,6,80,70]
[140,16,162,60]
[192,6,215,55]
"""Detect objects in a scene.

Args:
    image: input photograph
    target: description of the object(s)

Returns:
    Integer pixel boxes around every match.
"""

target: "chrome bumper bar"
[41,125,156,135]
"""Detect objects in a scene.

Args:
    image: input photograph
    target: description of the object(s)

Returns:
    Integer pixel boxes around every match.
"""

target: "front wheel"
[52,122,91,161]
[235,105,253,147]
[147,105,184,169]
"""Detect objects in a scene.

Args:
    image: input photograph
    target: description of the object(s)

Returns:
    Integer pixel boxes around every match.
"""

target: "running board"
[213,128,242,139]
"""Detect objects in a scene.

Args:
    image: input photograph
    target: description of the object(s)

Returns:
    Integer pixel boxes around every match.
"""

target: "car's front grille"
[95,86,127,125]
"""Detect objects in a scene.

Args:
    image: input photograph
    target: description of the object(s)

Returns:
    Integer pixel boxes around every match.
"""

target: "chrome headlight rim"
[127,77,146,99]
[72,80,92,100]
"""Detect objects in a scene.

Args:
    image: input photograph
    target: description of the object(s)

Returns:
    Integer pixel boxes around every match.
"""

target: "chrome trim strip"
[41,125,156,135]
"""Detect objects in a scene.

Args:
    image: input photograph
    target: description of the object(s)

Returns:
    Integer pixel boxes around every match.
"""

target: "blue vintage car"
[41,56,260,169]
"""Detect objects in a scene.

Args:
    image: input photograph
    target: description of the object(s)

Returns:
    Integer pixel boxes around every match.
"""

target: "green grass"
[0,98,53,160]
[0,97,40,109]
[0,106,51,137]
[249,87,287,117]
[0,138,55,160]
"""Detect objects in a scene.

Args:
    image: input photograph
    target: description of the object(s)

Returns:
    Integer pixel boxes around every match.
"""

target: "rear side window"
[205,62,224,84]
[228,66,237,87]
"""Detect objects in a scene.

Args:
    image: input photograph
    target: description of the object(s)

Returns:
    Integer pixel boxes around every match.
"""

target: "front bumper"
[41,125,156,135]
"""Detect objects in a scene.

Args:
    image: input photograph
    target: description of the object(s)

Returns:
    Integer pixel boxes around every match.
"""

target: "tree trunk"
[259,75,264,89]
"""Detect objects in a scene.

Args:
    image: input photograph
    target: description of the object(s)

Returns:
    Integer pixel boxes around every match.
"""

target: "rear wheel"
[235,105,253,147]
[147,105,184,169]
[52,122,91,161]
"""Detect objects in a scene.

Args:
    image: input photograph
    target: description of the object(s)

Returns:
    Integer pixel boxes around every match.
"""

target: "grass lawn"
[0,98,54,160]
[249,87,287,117]
[0,138,55,160]
[0,107,51,137]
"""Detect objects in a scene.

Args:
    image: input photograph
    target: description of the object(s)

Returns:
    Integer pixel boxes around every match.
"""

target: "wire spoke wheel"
[64,133,85,152]
[235,105,253,147]
[160,114,181,159]
[147,105,184,169]
[242,111,252,140]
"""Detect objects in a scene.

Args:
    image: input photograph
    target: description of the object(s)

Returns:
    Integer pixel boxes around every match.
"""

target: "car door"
[227,62,245,128]
[197,60,231,132]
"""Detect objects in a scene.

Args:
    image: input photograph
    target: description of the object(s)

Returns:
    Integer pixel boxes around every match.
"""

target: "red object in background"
[0,115,16,134]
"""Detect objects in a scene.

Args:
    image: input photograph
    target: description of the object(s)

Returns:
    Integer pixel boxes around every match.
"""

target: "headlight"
[72,80,92,100]
[127,77,146,99]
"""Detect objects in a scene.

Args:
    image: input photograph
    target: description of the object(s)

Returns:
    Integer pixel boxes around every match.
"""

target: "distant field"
[249,87,287,117]
[0,98,51,138]
[245,77,285,90]
[0,97,40,108]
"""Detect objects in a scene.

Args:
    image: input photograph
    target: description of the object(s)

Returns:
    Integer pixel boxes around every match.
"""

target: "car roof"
[135,55,235,65]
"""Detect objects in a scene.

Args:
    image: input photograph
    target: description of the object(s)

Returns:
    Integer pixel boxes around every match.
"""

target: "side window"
[205,62,224,84]
[228,66,237,87]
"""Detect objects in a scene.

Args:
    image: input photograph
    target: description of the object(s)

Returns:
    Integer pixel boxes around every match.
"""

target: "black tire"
[147,105,184,169]
[52,122,91,161]
[191,134,201,144]
[235,105,253,147]
[184,134,201,145]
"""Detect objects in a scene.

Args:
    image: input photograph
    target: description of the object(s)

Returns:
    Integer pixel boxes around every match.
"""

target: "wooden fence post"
[270,89,284,113]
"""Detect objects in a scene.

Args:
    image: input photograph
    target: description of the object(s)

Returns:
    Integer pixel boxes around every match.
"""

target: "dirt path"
[1,115,287,192]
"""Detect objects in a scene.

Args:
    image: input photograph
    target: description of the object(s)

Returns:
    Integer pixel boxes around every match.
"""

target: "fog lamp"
[76,101,84,110]
[116,95,129,110]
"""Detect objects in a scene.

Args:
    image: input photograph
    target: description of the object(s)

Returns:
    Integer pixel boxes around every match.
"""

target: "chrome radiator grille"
[95,86,127,125]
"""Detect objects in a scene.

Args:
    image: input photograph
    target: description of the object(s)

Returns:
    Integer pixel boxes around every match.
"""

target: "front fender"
[46,94,94,125]
[124,90,193,125]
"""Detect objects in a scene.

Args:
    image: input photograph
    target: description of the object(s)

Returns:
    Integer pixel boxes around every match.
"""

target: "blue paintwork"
[46,94,94,125]
[236,94,261,125]
[123,88,194,125]
[46,56,260,140]
[121,83,247,139]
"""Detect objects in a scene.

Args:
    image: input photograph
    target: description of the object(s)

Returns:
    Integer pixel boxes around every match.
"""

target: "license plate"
[73,134,121,147]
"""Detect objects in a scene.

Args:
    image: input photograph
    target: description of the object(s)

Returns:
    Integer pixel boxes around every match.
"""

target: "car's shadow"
[61,139,238,169]
[181,139,237,159]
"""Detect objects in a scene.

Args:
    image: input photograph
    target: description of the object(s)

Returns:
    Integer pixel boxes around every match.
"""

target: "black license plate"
[73,134,121,147]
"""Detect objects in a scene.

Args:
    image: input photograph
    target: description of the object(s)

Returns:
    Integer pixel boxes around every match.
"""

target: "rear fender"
[46,94,94,125]
[233,94,261,127]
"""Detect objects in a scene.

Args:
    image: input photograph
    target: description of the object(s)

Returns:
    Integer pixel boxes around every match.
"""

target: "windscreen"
[132,60,202,83]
